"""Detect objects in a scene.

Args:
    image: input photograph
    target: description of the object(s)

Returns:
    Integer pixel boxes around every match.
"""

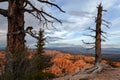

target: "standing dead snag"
[67,4,110,80]
[95,3,103,65]
[94,3,109,66]
[82,3,109,66]
[71,3,110,78]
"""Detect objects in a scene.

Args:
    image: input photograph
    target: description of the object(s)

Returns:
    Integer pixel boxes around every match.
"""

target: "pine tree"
[34,28,45,72]
[29,28,55,80]
[36,28,45,56]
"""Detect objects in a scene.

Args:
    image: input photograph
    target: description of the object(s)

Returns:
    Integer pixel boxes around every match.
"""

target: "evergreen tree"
[34,28,46,72]
[36,28,45,56]
[28,28,55,80]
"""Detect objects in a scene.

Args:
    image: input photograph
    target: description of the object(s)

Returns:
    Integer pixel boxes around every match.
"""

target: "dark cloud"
[60,19,75,24]
[68,11,93,17]
[51,19,75,24]
[46,36,63,42]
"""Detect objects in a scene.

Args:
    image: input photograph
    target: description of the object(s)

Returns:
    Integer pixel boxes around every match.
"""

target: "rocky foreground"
[53,68,120,80]
[0,50,120,80]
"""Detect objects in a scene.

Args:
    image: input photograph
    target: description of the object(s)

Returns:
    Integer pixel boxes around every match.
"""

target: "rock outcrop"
[43,50,120,76]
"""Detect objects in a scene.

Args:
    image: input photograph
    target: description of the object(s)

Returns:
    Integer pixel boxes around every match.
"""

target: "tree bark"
[95,4,102,65]
[7,0,25,54]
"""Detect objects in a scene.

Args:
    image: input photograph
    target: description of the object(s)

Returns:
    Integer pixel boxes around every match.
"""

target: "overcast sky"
[0,0,120,48]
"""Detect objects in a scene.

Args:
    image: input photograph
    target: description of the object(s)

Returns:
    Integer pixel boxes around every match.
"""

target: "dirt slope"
[54,68,120,80]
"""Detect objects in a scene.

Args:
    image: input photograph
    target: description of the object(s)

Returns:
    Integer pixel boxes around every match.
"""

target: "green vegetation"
[0,29,55,80]
[0,48,30,80]
[27,28,56,80]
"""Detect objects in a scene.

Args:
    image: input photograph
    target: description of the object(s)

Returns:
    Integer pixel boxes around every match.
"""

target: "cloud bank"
[0,0,120,48]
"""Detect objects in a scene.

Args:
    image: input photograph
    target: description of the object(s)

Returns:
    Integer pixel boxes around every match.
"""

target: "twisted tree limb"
[25,26,39,39]
[24,0,65,25]
[37,0,65,13]
[0,0,8,2]
[0,8,8,17]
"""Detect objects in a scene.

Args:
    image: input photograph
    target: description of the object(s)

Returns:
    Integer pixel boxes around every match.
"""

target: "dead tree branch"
[0,8,8,17]
[84,34,95,38]
[102,19,110,25]
[25,26,39,39]
[82,40,95,44]
[0,0,8,2]
[102,23,110,28]
[37,0,65,13]
[101,34,109,40]
[87,27,96,32]
[101,30,107,34]
[24,0,64,25]
[82,40,95,50]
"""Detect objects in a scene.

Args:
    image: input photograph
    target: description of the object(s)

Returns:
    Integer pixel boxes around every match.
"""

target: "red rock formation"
[0,50,120,76]
[112,62,120,67]
[44,52,95,75]
[44,51,120,75]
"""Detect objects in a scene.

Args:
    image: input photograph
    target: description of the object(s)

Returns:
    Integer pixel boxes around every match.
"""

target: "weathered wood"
[7,0,25,53]
[95,4,102,64]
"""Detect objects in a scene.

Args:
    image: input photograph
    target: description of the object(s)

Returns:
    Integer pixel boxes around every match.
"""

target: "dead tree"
[0,0,65,54]
[68,4,110,79]
[95,3,103,65]
[82,3,110,66]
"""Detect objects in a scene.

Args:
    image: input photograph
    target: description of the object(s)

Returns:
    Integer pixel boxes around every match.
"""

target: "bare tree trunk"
[69,4,109,79]
[95,4,102,65]
[7,0,25,53]
[6,0,26,80]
